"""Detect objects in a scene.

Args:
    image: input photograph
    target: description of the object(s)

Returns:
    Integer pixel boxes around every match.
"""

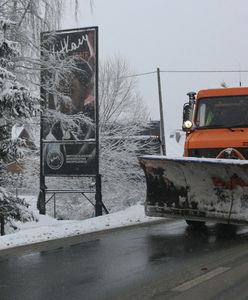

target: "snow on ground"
[0,196,163,251]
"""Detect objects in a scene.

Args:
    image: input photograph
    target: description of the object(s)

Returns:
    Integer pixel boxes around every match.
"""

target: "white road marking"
[172,267,230,292]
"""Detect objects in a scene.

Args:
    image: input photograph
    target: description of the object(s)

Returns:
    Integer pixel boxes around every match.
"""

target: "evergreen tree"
[0,19,38,233]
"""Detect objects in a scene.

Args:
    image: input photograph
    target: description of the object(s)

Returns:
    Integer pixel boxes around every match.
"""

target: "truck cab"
[183,87,248,160]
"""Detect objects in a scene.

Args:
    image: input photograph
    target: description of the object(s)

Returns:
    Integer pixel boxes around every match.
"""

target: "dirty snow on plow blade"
[139,156,248,225]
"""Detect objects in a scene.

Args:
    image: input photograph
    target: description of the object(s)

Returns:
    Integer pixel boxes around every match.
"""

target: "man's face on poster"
[57,59,94,116]
[70,75,89,113]
[57,78,87,115]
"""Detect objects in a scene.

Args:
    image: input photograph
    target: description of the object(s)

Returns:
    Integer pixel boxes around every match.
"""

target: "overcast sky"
[62,0,248,133]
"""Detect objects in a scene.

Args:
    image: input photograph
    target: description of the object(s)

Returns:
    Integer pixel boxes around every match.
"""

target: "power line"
[120,70,157,79]
[120,69,248,79]
[160,70,248,73]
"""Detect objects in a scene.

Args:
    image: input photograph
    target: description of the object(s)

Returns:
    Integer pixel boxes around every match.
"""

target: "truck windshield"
[195,95,248,128]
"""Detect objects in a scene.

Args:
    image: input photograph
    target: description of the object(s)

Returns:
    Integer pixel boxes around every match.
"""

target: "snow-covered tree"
[0,19,40,233]
[99,57,158,211]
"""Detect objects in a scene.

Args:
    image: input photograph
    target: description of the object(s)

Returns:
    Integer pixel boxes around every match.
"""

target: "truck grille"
[188,148,248,159]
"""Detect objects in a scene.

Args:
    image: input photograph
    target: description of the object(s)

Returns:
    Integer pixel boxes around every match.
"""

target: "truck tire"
[186,220,205,227]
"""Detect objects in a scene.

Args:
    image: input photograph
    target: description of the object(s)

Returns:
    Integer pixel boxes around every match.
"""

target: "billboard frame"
[38,26,106,217]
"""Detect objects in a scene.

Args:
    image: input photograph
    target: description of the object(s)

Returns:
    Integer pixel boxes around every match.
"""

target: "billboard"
[40,27,98,176]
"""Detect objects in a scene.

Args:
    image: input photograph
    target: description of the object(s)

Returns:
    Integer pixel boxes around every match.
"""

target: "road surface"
[1,220,248,299]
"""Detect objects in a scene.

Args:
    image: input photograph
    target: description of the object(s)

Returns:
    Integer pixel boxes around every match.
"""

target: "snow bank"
[0,198,163,251]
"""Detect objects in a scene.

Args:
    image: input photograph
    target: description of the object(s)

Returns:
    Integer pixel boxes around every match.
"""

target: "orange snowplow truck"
[140,87,248,226]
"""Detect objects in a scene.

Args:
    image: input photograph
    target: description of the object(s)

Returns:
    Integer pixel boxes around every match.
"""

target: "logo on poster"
[46,148,64,170]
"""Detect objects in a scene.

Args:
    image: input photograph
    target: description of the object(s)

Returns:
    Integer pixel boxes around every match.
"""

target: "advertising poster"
[41,27,98,175]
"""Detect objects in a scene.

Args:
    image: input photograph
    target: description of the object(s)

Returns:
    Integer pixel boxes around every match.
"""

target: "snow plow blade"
[139,155,248,225]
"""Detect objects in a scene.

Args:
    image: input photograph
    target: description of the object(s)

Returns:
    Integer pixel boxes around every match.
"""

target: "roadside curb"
[0,218,174,258]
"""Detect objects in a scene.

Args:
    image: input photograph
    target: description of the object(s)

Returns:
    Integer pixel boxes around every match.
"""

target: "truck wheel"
[186,220,205,227]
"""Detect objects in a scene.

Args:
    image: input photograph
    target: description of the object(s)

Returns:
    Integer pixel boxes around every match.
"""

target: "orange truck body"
[184,87,248,159]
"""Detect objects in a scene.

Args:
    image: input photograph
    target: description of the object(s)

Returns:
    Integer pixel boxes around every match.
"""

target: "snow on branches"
[0,17,39,232]
[99,57,155,211]
[0,187,34,226]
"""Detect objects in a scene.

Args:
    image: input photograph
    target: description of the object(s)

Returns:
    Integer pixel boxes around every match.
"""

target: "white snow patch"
[0,196,163,251]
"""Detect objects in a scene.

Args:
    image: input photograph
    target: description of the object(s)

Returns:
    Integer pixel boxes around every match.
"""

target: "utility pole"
[95,27,103,217]
[157,67,166,155]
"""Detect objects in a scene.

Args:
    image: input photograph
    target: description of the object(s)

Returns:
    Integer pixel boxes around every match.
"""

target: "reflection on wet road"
[1,220,248,300]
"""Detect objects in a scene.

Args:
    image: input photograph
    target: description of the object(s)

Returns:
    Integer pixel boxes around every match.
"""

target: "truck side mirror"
[182,103,193,131]
[183,103,191,122]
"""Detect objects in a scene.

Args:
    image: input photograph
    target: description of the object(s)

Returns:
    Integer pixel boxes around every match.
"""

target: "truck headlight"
[183,120,193,129]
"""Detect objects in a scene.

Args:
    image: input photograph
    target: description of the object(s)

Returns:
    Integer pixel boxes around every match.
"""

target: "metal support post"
[0,216,5,236]
[157,67,166,155]
[53,194,57,218]
[95,174,103,216]
[38,113,46,215]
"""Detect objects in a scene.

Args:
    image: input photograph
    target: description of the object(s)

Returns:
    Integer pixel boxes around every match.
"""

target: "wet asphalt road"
[1,220,248,300]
